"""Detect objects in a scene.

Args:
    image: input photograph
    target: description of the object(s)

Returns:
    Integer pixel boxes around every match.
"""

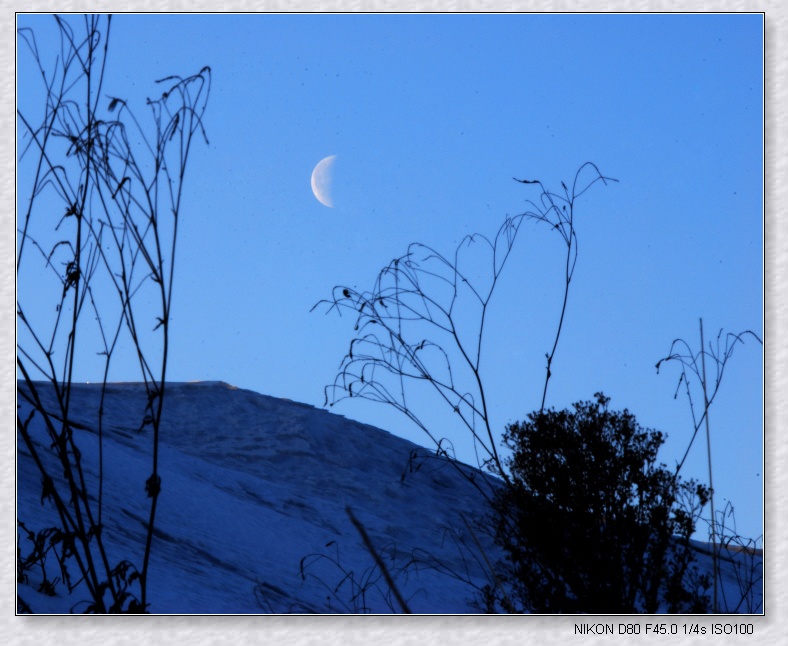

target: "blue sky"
[17,14,763,542]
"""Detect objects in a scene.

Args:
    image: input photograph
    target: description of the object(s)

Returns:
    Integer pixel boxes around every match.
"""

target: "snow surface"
[16,381,762,614]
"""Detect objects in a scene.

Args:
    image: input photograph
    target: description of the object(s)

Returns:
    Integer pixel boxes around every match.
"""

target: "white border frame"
[6,3,783,645]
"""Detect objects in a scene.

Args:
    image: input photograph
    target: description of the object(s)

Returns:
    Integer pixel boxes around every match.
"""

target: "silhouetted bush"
[484,393,711,613]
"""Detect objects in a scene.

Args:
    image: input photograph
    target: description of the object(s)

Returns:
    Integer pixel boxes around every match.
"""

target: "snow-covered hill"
[17,381,500,614]
[16,381,762,614]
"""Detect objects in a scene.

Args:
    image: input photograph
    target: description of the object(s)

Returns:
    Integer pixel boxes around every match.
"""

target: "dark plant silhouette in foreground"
[17,15,210,612]
[296,532,418,613]
[292,507,495,614]
[314,163,616,494]
[309,164,617,611]
[702,501,763,613]
[17,520,69,605]
[484,393,711,614]
[656,322,763,613]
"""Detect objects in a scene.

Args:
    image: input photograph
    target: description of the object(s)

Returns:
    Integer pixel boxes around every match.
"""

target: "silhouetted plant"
[485,393,711,613]
[311,164,616,612]
[345,506,412,613]
[17,15,210,612]
[314,163,616,492]
[703,501,763,613]
[293,511,497,614]
[17,520,68,599]
[656,323,763,613]
[297,536,418,613]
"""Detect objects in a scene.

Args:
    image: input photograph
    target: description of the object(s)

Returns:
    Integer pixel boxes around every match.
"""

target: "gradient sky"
[17,13,764,542]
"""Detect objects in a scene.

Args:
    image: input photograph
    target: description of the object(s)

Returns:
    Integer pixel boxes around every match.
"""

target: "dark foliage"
[485,393,711,613]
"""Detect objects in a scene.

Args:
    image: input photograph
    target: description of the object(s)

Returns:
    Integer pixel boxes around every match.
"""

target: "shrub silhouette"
[484,393,711,613]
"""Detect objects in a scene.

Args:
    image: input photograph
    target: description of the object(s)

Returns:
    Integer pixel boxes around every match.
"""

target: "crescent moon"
[311,155,337,208]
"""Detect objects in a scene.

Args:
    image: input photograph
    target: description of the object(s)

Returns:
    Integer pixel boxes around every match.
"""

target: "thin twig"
[346,507,411,614]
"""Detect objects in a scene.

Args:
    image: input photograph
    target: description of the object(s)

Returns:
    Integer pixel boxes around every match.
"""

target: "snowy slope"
[16,381,762,614]
[17,381,499,614]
